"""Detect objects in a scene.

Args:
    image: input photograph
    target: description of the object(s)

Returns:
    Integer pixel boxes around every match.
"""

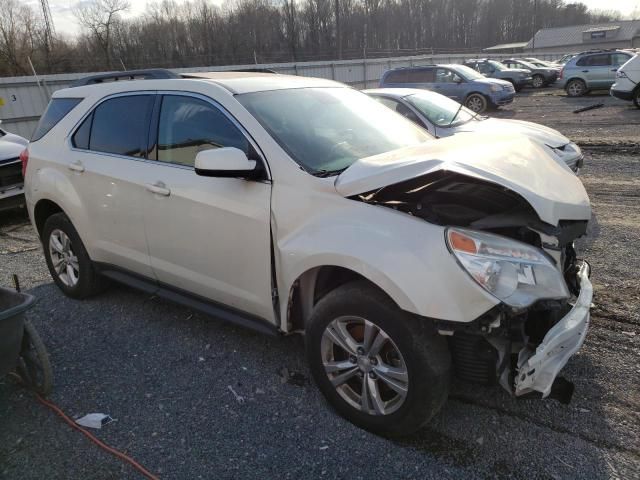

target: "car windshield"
[454,65,485,81]
[237,88,432,176]
[514,60,538,70]
[404,92,476,127]
[488,60,507,71]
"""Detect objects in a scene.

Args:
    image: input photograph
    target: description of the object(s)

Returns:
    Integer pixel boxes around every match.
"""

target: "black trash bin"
[0,286,34,378]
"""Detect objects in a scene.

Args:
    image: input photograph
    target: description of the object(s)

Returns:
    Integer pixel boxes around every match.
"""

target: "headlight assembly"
[490,84,502,92]
[446,228,569,308]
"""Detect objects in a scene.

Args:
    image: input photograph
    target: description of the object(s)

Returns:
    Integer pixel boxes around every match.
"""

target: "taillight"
[559,67,564,80]
[19,148,29,177]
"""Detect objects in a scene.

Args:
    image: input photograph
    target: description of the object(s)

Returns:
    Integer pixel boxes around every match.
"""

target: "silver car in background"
[365,88,584,172]
[0,124,28,211]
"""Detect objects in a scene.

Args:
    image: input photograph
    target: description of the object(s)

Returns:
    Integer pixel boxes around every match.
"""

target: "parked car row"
[19,68,593,437]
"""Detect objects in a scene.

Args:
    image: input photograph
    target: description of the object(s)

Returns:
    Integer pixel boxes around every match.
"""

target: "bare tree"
[74,0,130,69]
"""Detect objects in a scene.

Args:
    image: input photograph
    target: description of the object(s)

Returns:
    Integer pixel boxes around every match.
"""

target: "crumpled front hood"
[452,118,570,148]
[335,133,590,226]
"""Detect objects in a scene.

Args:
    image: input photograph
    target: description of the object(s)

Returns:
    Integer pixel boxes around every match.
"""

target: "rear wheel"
[306,281,451,437]
[566,79,587,97]
[42,213,107,298]
[465,93,488,113]
[532,74,545,88]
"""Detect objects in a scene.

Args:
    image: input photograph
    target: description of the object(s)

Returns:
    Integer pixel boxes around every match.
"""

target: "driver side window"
[156,95,249,167]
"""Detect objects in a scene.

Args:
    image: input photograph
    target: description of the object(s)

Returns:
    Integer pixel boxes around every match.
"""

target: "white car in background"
[24,70,592,436]
[0,123,28,211]
[365,88,584,172]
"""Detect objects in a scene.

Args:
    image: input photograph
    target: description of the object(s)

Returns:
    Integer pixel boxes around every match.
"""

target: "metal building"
[526,20,640,53]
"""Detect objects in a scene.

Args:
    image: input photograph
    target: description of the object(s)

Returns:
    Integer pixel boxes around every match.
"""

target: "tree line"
[0,0,620,77]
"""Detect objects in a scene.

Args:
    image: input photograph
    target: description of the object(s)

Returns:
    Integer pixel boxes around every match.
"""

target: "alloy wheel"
[465,94,486,113]
[567,80,585,97]
[321,316,409,415]
[49,229,80,287]
[532,75,544,88]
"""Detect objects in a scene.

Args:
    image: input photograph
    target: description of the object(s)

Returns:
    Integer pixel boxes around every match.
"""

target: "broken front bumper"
[514,262,592,397]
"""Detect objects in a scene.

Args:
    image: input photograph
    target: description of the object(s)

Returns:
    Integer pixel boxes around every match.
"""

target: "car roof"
[56,71,344,97]
[384,64,460,72]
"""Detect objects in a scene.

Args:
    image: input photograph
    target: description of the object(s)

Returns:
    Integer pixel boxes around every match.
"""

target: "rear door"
[67,93,156,278]
[579,54,611,88]
[142,93,274,321]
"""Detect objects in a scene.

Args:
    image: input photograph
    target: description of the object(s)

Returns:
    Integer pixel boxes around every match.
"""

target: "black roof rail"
[69,69,180,87]
[229,68,278,73]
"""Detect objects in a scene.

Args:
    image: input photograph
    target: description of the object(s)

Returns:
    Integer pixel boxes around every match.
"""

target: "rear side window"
[584,54,610,67]
[406,69,434,83]
[384,70,408,84]
[89,95,154,157]
[32,98,82,142]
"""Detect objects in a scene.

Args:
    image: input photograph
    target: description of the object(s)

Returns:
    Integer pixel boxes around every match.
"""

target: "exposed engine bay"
[352,171,591,403]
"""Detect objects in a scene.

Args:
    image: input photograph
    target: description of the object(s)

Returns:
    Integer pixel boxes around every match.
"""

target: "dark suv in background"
[463,59,532,91]
[501,59,558,88]
[379,64,515,112]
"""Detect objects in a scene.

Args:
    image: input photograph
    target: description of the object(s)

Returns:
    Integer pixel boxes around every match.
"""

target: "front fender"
[275,194,498,324]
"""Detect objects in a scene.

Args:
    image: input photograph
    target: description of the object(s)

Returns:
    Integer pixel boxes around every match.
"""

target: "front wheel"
[532,74,545,88]
[633,88,640,109]
[465,93,488,113]
[306,281,451,437]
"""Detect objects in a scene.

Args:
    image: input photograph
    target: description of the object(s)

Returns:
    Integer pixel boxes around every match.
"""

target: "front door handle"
[145,182,171,196]
[611,69,618,71]
[68,161,84,173]
[581,70,589,73]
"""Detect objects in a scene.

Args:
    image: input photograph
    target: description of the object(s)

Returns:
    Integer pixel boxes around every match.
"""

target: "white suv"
[23,70,593,436]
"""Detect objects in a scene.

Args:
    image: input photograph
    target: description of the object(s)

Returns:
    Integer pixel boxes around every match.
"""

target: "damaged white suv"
[24,70,592,436]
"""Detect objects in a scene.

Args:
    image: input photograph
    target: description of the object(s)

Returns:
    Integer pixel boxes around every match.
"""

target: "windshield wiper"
[447,102,464,127]
[311,167,349,178]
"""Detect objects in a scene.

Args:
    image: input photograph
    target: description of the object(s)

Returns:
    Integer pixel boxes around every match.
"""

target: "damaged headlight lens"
[446,227,569,308]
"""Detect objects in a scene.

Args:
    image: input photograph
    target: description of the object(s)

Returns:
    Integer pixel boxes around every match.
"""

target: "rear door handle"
[581,70,589,73]
[68,161,84,173]
[145,182,171,196]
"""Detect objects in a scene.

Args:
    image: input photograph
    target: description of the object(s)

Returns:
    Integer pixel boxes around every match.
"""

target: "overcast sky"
[27,0,640,37]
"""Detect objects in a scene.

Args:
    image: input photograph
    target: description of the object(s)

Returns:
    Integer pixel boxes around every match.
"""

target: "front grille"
[0,160,22,189]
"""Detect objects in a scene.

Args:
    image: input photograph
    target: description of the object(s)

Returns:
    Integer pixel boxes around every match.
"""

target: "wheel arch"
[284,265,405,333]
[33,199,66,237]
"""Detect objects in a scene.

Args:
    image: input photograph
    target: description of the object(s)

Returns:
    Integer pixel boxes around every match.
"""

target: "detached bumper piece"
[514,262,592,399]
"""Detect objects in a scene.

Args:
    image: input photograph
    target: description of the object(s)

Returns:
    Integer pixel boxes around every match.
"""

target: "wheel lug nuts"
[349,355,357,364]
[357,347,365,355]
[370,357,377,365]
[369,372,377,379]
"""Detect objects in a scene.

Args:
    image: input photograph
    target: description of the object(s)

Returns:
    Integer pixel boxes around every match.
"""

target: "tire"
[465,93,488,113]
[306,281,451,437]
[566,79,587,97]
[42,212,107,298]
[633,88,640,109]
[16,320,53,396]
[532,74,545,88]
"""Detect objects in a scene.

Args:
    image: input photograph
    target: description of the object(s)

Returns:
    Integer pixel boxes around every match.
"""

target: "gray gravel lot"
[0,89,639,479]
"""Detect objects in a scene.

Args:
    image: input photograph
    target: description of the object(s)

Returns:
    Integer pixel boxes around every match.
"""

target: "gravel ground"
[0,90,639,479]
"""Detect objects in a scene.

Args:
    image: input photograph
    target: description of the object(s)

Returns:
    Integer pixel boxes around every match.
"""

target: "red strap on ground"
[36,394,160,480]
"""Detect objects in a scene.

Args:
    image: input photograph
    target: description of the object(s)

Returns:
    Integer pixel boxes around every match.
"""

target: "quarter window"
[156,95,249,167]
[89,95,154,157]
[406,69,434,83]
[33,98,83,142]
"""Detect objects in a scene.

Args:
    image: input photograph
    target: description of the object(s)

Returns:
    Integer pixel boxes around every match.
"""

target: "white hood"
[0,137,26,162]
[335,133,590,226]
[451,118,570,148]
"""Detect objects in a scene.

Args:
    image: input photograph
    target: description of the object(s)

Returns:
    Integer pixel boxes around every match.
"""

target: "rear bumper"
[610,88,634,101]
[514,262,592,398]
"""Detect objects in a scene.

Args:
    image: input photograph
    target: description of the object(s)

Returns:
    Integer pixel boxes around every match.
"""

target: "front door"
[142,93,274,322]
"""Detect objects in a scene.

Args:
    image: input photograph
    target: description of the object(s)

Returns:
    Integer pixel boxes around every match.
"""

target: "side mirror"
[194,147,259,179]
